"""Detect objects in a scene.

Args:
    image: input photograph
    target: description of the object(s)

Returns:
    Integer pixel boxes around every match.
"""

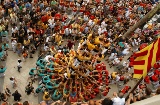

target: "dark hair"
[102,98,113,105]
[119,92,124,98]
[15,90,18,94]
[156,87,160,94]
[99,53,102,57]
[10,77,14,81]
[18,59,22,63]
[1,93,5,99]
[23,101,29,105]
[145,88,152,96]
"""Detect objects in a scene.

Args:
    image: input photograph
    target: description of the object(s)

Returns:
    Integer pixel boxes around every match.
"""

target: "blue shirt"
[25,3,31,9]
[1,31,8,37]
[118,42,125,48]
[2,44,9,51]
[15,0,19,4]
[0,67,6,73]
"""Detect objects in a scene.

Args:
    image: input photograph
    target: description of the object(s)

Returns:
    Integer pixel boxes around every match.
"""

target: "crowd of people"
[0,0,160,105]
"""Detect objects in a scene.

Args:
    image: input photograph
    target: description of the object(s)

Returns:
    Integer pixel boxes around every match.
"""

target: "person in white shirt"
[11,26,18,36]
[11,39,17,53]
[125,9,131,18]
[44,44,49,52]
[48,22,55,30]
[17,59,22,72]
[115,75,120,82]
[83,15,89,22]
[101,47,108,55]
[134,39,139,46]
[107,53,117,62]
[109,57,121,68]
[121,61,131,72]
[122,48,130,56]
[98,26,102,35]
[65,28,71,37]
[87,19,94,27]
[10,77,17,88]
[44,55,53,62]
[112,92,125,105]
[101,21,107,28]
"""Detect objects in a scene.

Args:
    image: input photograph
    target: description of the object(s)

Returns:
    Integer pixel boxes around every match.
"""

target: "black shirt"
[12,92,21,101]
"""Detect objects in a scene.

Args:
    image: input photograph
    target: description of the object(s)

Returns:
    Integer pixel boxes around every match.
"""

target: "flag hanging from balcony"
[133,37,160,79]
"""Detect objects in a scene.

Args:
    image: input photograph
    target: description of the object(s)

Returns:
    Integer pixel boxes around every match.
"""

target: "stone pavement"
[0,51,39,104]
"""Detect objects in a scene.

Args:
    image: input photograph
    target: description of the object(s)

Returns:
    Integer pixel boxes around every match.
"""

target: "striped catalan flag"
[133,37,160,79]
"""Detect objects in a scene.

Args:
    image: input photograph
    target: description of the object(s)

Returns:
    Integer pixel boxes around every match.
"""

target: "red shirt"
[85,11,90,16]
[98,79,102,83]
[139,3,147,7]
[62,15,67,22]
[54,13,61,20]
[155,69,159,75]
[63,25,68,29]
[109,5,113,11]
[80,6,85,12]
[93,88,99,93]
[103,91,108,96]
[96,0,101,3]
[121,86,130,94]
[90,93,96,99]
[41,15,47,23]
[106,80,109,85]
[151,75,158,82]
[114,0,118,2]
[101,65,106,70]
[96,64,103,71]
[120,76,125,81]
[105,70,109,76]
[144,76,150,84]
[90,15,95,20]
[70,96,77,102]
[35,29,40,35]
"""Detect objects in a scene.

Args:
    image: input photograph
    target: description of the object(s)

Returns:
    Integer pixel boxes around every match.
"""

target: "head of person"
[23,101,29,105]
[156,87,160,95]
[40,101,47,105]
[102,97,113,105]
[119,92,124,98]
[145,87,152,96]
[15,90,19,94]
[89,100,95,105]
[18,59,22,63]
[10,77,14,81]
[13,103,21,105]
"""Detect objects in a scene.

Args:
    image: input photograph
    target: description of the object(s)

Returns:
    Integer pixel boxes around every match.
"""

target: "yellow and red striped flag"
[133,37,160,79]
